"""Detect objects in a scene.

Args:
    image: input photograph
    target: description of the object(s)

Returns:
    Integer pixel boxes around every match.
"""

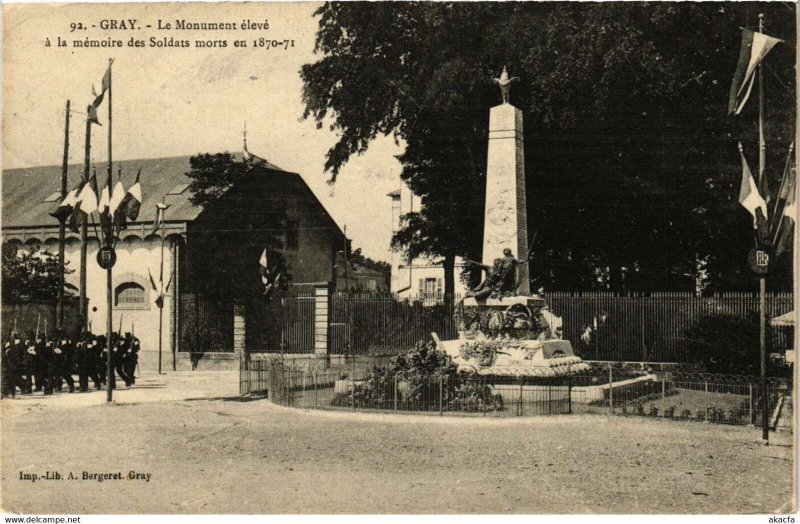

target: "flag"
[738,144,769,242]
[775,164,796,256]
[88,62,112,125]
[148,268,159,293]
[148,268,173,309]
[116,167,142,227]
[109,167,126,217]
[50,179,85,222]
[98,169,113,231]
[151,203,170,236]
[259,248,269,286]
[69,172,98,233]
[728,29,782,116]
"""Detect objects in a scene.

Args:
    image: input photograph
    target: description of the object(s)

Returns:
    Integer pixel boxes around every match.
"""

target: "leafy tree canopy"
[2,243,74,303]
[302,2,795,293]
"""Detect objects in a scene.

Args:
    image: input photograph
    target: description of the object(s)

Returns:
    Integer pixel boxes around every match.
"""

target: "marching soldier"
[2,332,23,398]
[123,333,140,385]
[109,333,132,388]
[22,333,37,394]
[51,331,75,393]
[39,335,54,395]
[94,335,107,389]
[75,332,100,392]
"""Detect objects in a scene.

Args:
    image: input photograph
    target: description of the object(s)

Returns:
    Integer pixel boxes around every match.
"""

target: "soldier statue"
[467,248,521,299]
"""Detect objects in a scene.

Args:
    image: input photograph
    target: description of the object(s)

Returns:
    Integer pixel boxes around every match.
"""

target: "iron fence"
[328,293,460,355]
[179,293,234,352]
[244,293,316,353]
[546,291,794,362]
[240,356,792,430]
[212,291,793,363]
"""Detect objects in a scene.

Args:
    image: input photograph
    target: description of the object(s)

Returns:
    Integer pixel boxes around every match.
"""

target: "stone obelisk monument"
[483,67,529,295]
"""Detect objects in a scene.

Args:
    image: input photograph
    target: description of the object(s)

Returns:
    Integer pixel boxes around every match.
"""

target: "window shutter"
[436,278,443,300]
[418,278,424,300]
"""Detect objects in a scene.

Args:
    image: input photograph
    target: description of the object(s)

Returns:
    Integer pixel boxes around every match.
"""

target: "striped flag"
[738,143,769,242]
[88,62,112,125]
[109,166,126,217]
[775,163,796,256]
[69,172,99,233]
[115,167,142,229]
[728,29,782,116]
[50,179,85,222]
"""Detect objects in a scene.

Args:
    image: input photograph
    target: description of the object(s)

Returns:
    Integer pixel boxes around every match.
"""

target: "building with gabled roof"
[2,150,345,369]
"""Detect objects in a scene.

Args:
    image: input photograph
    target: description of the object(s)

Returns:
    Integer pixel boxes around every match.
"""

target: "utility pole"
[105,58,114,404]
[57,100,70,331]
[80,105,91,329]
[757,13,769,443]
[158,198,167,375]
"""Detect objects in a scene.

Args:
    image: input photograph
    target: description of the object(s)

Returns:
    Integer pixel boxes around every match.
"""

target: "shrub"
[331,341,502,412]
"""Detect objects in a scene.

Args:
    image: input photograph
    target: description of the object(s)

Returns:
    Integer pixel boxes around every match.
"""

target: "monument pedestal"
[436,295,589,376]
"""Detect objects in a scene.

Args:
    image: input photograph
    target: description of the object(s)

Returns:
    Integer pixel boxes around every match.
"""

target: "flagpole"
[80,106,91,333]
[757,13,769,443]
[106,58,114,404]
[158,197,166,375]
[57,100,70,332]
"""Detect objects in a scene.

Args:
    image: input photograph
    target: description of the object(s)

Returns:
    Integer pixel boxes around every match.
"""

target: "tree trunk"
[442,253,456,308]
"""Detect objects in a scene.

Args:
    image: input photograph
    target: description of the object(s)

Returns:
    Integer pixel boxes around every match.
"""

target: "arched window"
[115,282,147,308]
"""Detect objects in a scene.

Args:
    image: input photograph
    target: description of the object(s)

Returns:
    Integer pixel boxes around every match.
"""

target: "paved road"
[1,371,794,514]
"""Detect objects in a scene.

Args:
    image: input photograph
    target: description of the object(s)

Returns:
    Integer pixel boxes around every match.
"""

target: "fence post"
[439,376,444,416]
[749,383,755,425]
[661,378,666,414]
[394,375,398,411]
[518,379,523,416]
[313,371,318,408]
[704,381,709,422]
[567,373,572,414]
[608,363,614,412]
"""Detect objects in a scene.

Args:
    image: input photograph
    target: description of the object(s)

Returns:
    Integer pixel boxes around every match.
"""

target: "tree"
[2,243,74,302]
[349,248,390,275]
[302,3,795,294]
[184,153,291,297]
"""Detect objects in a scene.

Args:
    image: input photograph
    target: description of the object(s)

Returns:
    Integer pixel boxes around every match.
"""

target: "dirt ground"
[0,371,795,514]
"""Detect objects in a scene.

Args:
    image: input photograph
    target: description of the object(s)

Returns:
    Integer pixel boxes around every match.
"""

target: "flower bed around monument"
[330,341,504,413]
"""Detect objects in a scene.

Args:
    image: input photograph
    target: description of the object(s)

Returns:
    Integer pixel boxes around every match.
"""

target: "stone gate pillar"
[233,301,246,361]
[314,284,329,356]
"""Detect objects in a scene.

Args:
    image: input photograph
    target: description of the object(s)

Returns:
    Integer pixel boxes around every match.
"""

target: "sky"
[3,2,404,262]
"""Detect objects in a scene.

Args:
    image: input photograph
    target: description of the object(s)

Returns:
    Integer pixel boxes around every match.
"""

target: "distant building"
[387,183,469,302]
[335,261,389,292]
[2,149,345,368]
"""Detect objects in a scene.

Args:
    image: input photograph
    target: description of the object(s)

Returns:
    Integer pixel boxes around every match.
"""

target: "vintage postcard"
[1,1,797,519]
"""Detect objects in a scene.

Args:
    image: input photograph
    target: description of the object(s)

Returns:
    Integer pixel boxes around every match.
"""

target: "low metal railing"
[240,356,792,430]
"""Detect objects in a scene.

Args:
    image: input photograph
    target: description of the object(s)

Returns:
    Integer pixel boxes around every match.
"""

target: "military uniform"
[22,336,37,394]
[109,334,132,388]
[124,334,140,385]
[75,334,100,392]
[38,337,55,395]
[52,334,75,393]
[1,334,23,398]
